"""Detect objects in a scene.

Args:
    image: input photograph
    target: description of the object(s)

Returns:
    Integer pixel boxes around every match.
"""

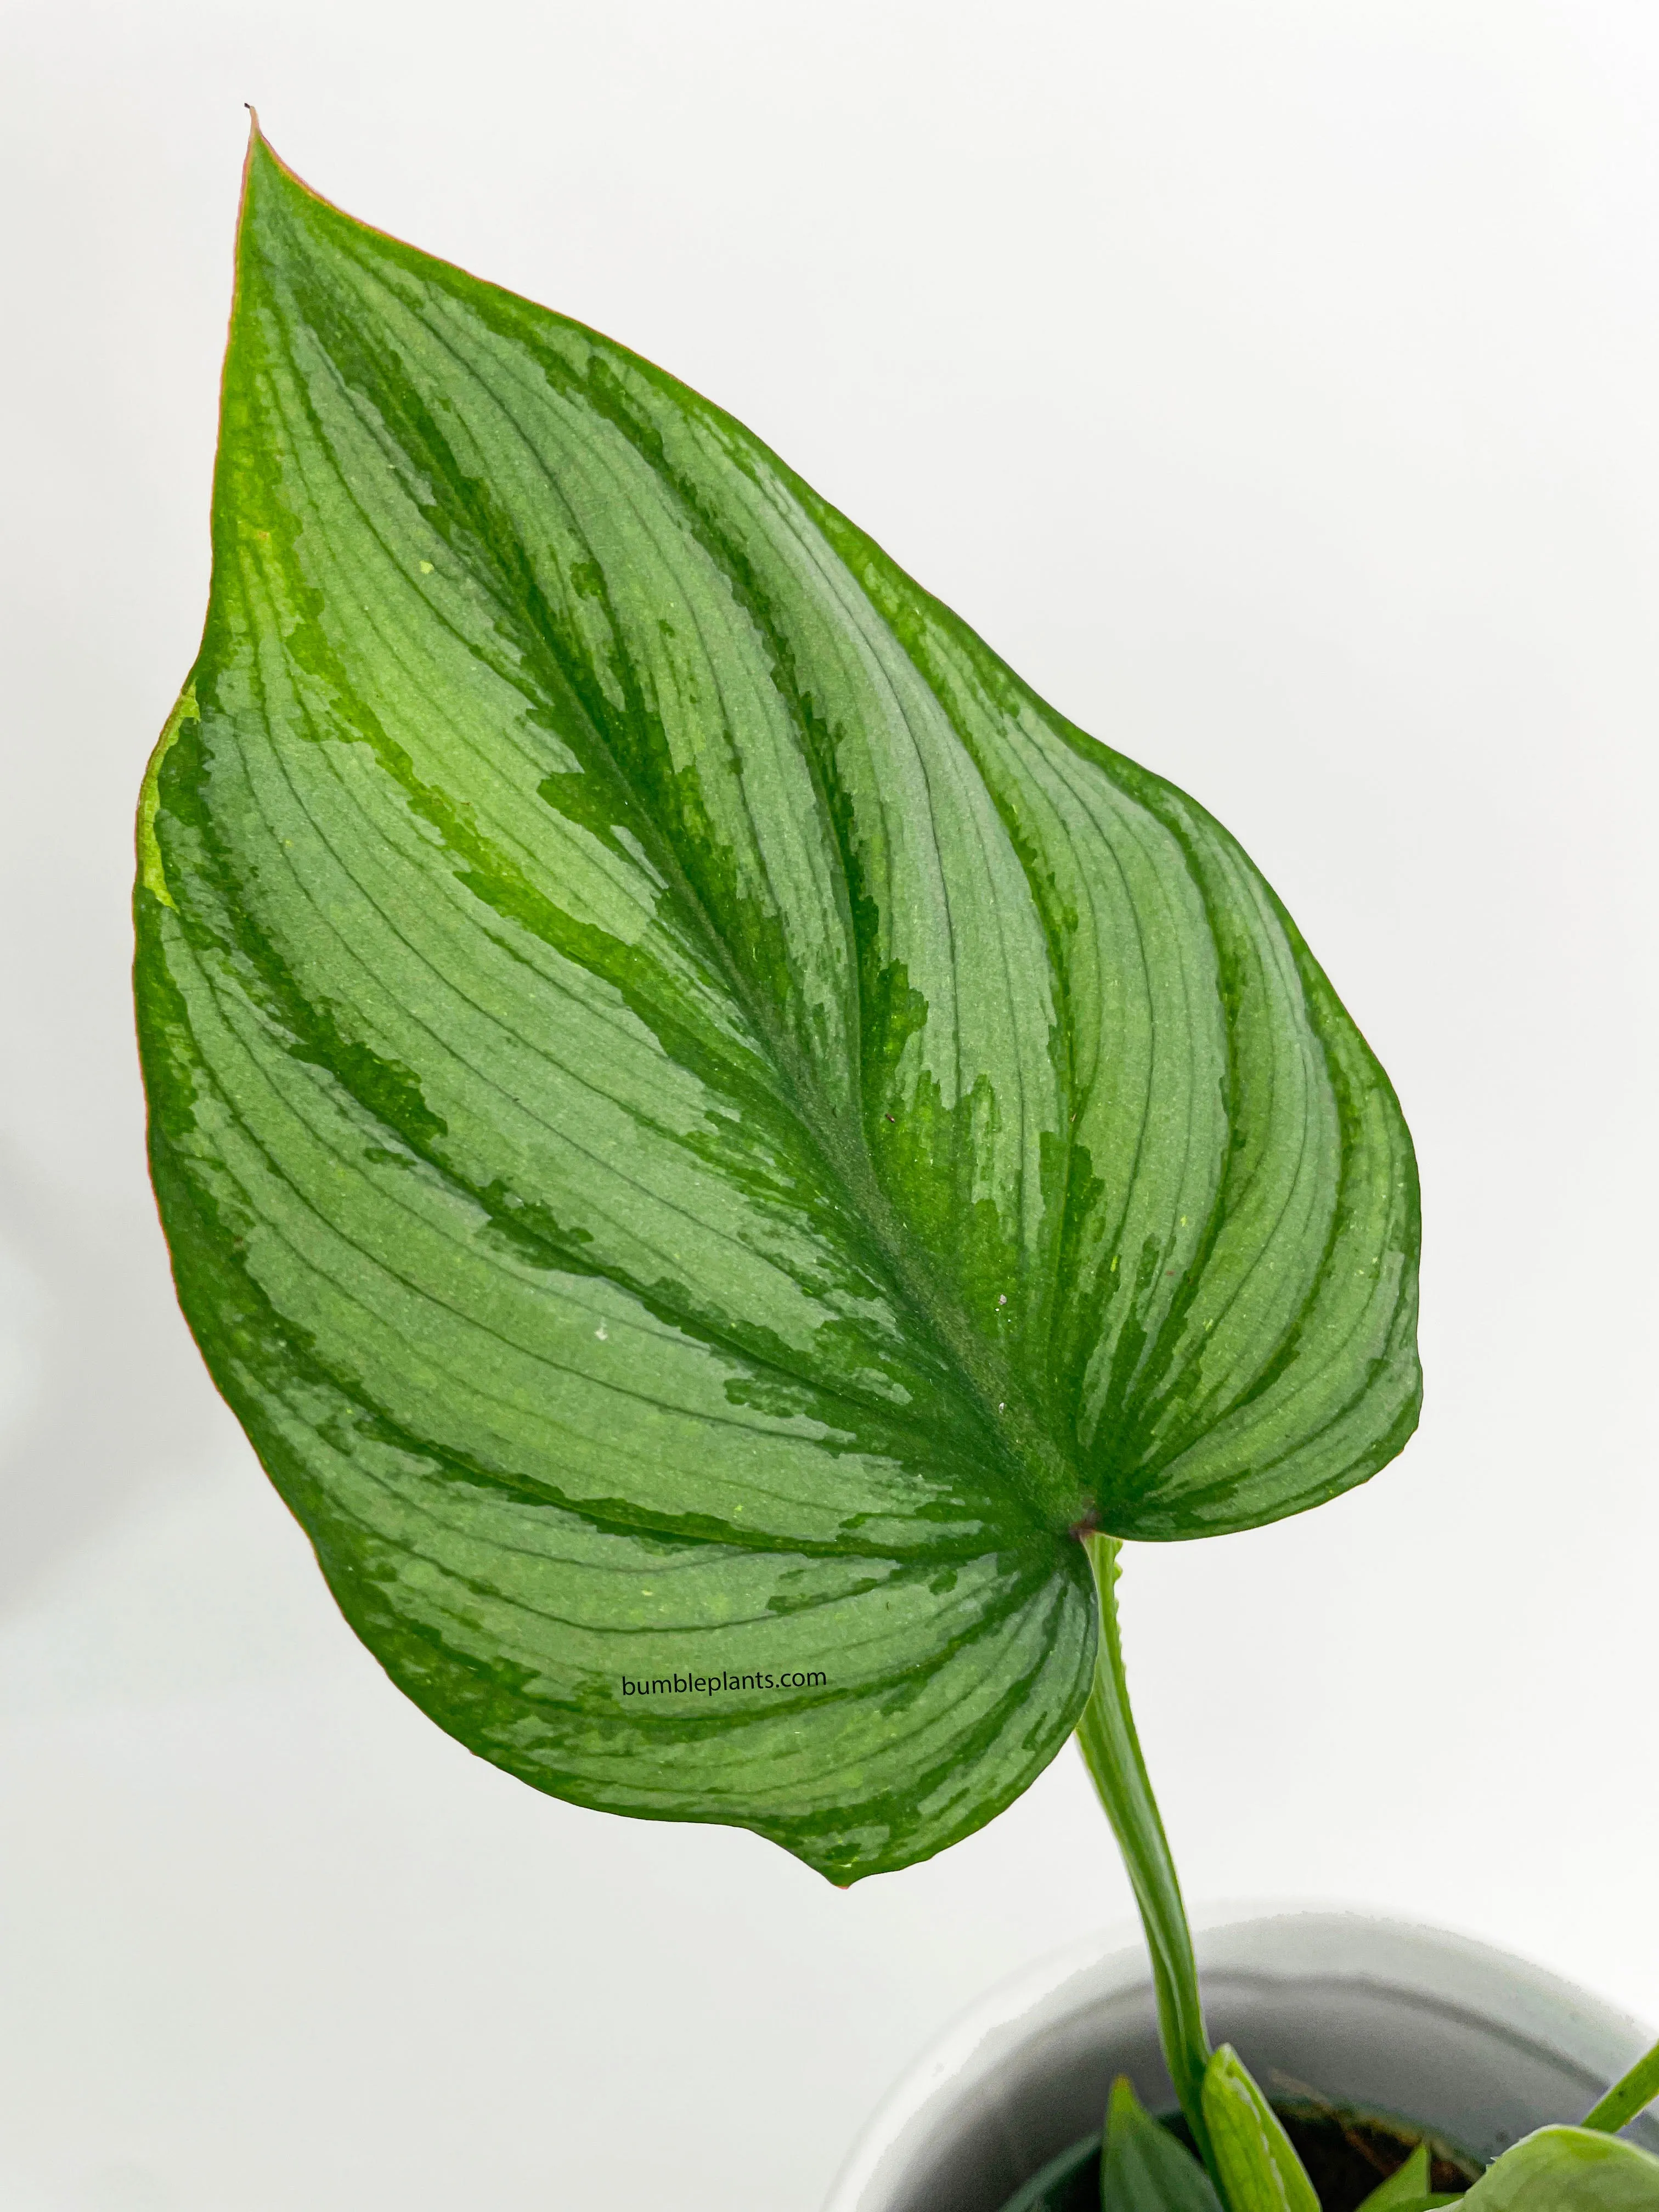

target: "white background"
[3,2,1658,2206]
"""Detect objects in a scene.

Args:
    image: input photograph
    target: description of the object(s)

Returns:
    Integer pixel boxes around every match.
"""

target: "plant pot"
[825,1910,1659,2212]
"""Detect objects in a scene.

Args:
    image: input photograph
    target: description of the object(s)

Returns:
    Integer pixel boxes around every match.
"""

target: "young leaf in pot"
[1455,2124,1659,2209]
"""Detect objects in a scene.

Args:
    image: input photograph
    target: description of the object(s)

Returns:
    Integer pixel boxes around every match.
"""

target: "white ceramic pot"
[825,1910,1659,2212]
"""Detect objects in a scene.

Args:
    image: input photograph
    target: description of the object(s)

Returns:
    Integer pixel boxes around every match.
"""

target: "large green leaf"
[133,131,1421,1880]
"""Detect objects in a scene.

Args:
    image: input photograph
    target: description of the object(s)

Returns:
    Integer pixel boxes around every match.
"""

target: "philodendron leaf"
[1458,2127,1659,2208]
[133,130,1421,1881]
[1101,2076,1222,2210]
[1202,2047,1319,2212]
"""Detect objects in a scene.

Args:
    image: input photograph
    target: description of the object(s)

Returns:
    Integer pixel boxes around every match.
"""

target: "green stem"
[1076,1532,1217,2180]
[1583,2034,1659,2134]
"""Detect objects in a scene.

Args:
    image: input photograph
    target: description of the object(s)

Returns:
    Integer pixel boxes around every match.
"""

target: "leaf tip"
[235,114,333,225]
[238,105,275,205]
[1105,2074,1141,2133]
[228,118,343,321]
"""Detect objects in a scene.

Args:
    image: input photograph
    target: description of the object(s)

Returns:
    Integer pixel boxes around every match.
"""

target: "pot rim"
[822,1900,1658,2212]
